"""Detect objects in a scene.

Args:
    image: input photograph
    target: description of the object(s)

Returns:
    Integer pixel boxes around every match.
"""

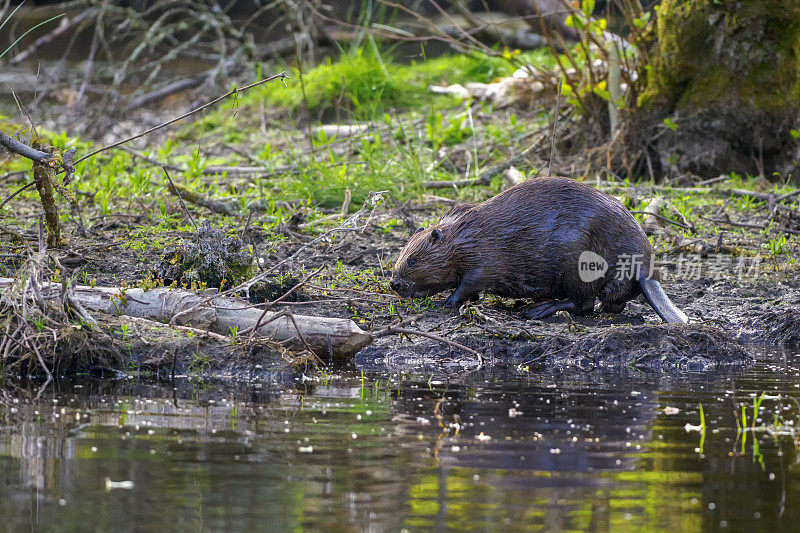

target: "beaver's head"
[390,225,459,298]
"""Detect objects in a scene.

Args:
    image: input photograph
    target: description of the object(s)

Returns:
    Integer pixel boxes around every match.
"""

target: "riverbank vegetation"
[1,0,799,382]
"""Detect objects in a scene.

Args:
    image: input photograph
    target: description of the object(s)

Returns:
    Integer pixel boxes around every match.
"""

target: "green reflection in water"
[0,357,799,531]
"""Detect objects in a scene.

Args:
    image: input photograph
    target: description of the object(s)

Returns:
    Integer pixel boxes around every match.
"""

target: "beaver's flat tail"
[638,276,688,324]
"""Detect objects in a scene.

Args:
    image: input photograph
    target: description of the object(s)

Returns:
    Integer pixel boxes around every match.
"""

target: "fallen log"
[0,278,373,359]
[641,197,665,235]
[125,76,206,112]
[165,180,240,217]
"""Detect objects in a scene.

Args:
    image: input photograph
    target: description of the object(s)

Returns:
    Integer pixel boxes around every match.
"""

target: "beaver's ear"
[414,226,424,234]
[430,228,442,243]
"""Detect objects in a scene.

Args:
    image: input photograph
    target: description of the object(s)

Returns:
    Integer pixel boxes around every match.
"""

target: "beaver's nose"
[390,279,402,292]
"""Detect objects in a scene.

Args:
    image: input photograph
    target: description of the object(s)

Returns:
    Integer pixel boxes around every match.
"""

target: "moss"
[639,0,800,114]
[32,143,68,248]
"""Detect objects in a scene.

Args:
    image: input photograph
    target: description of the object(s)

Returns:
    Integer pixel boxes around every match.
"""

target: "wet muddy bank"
[5,275,795,384]
[2,211,798,383]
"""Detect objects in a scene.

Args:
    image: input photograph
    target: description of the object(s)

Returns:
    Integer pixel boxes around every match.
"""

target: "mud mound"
[549,324,752,371]
[153,220,254,289]
[357,322,751,373]
[740,308,800,346]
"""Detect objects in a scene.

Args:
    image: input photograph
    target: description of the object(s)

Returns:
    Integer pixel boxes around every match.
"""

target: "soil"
[4,184,796,382]
[2,89,799,383]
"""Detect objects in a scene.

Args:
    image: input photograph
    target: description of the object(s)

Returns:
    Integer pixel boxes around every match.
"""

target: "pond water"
[2,349,800,532]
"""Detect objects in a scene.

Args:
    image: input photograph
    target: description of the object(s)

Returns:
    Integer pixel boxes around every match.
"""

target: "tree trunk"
[635,0,800,180]
[32,143,68,248]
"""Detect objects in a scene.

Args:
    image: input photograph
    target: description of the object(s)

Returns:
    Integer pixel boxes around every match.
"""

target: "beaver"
[390,177,687,323]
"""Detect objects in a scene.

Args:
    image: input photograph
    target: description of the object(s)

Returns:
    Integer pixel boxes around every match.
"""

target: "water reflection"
[1,350,799,531]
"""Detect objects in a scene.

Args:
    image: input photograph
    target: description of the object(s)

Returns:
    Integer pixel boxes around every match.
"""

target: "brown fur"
[390,177,687,322]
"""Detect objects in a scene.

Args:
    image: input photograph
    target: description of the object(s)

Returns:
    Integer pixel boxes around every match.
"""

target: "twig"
[284,310,318,358]
[162,167,197,229]
[700,215,800,236]
[243,267,325,338]
[10,10,96,65]
[272,266,325,306]
[0,180,35,209]
[299,188,354,228]
[548,76,562,176]
[0,131,50,162]
[629,210,692,230]
[380,325,484,364]
[168,190,388,326]
[778,189,800,203]
[305,284,400,298]
[164,180,240,217]
[74,72,288,166]
[423,133,547,188]
[372,313,425,337]
[120,146,184,171]
[125,75,206,112]
[0,170,26,182]
[695,175,729,187]
[0,225,33,253]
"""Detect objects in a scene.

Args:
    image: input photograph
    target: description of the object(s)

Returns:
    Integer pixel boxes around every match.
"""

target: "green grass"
[230,47,553,119]
[0,46,555,219]
[10,43,796,283]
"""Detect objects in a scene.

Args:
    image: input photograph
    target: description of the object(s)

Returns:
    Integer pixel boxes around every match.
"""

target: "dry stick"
[283,311,318,357]
[120,145,184,171]
[168,191,387,326]
[548,76,562,176]
[310,0,487,53]
[696,175,729,187]
[423,133,548,189]
[264,265,325,311]
[242,307,316,357]
[164,180,240,217]
[32,341,53,383]
[0,131,51,162]
[0,181,36,209]
[162,167,197,229]
[76,2,103,104]
[244,266,325,338]
[372,313,426,338]
[125,76,205,112]
[716,188,798,204]
[241,210,254,242]
[271,266,325,307]
[300,188,353,228]
[305,284,400,298]
[73,72,288,166]
[0,226,32,252]
[380,325,484,364]
[422,0,495,54]
[700,215,800,236]
[256,309,321,363]
[10,10,96,65]
[629,210,691,231]
[12,90,39,144]
[778,189,800,203]
[0,170,26,182]
[222,143,267,166]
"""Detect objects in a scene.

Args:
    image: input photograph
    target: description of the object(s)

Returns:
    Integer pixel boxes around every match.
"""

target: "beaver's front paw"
[444,294,461,308]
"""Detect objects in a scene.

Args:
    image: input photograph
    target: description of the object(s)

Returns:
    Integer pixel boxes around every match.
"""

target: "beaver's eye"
[408,258,417,267]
